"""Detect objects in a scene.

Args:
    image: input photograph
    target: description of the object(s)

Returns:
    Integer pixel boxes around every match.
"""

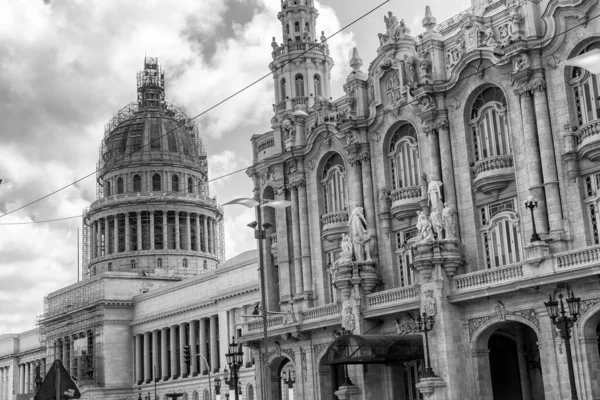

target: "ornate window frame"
[479,198,522,268]
[395,227,418,287]
[469,87,510,162]
[568,42,600,127]
[387,124,420,191]
[321,154,347,214]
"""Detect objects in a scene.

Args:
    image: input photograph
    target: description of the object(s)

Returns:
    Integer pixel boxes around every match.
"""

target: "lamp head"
[247,221,258,229]
[262,222,273,230]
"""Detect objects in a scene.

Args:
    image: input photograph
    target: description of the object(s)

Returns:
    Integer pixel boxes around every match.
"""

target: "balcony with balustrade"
[448,244,600,302]
[390,186,422,221]
[577,119,600,161]
[321,211,349,242]
[470,154,515,195]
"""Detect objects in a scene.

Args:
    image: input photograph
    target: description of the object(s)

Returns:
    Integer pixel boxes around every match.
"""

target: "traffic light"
[183,346,190,366]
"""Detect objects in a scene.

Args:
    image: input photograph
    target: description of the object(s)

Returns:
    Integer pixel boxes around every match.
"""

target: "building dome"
[82,57,224,279]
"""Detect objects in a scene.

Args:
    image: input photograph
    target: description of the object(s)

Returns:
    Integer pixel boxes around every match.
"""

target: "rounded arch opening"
[472,319,545,400]
[384,122,420,192]
[133,174,142,192]
[269,356,295,400]
[152,174,161,191]
[295,74,305,97]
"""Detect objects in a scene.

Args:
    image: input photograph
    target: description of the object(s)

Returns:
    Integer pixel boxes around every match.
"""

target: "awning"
[321,334,424,365]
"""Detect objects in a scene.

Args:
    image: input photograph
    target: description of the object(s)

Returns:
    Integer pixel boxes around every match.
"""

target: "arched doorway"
[473,320,545,400]
[579,306,600,397]
[269,356,295,400]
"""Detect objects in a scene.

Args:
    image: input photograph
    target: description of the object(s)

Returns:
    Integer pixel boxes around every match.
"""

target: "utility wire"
[2,10,598,226]
[0,1,390,221]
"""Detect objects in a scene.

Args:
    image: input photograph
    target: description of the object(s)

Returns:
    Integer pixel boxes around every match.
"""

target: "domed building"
[84,57,224,278]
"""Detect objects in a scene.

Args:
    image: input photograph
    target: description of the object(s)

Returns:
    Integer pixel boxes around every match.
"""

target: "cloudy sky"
[0,0,471,334]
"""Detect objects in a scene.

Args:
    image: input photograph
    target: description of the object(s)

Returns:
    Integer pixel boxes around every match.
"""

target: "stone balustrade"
[390,186,423,222]
[276,100,286,111]
[390,186,421,202]
[292,96,308,107]
[320,211,349,242]
[556,244,600,269]
[247,315,285,333]
[470,154,515,194]
[91,192,221,211]
[454,263,524,291]
[257,138,275,152]
[365,285,418,307]
[576,119,600,161]
[302,303,341,322]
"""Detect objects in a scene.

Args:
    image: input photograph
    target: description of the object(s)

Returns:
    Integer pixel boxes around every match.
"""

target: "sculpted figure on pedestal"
[348,203,372,261]
[442,202,456,239]
[337,234,353,265]
[430,207,443,238]
[416,211,434,242]
[428,175,443,212]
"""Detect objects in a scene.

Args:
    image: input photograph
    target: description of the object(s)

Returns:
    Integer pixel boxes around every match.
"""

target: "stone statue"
[378,12,409,46]
[348,203,370,261]
[442,202,456,238]
[404,55,417,89]
[430,207,443,238]
[416,211,434,242]
[337,233,353,264]
[428,175,443,212]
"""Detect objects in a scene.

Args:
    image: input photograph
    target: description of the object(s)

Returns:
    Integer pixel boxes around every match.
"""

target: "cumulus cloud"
[0,0,360,334]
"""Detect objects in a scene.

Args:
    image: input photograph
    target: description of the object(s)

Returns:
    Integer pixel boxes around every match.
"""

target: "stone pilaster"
[179,323,188,378]
[290,186,303,297]
[170,326,178,379]
[135,334,142,384]
[190,321,198,376]
[161,328,169,380]
[275,186,293,303]
[125,214,130,252]
[175,211,180,251]
[137,212,142,250]
[295,179,313,301]
[150,211,155,250]
[152,330,160,381]
[143,332,151,383]
[199,318,208,374]
[210,315,219,372]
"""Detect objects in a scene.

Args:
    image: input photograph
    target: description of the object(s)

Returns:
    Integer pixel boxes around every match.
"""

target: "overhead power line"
[1,8,598,226]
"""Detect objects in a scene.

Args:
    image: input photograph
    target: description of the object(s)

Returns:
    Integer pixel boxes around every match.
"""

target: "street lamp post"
[524,195,541,242]
[224,337,244,400]
[223,197,293,400]
[544,290,582,400]
[416,312,437,378]
[214,376,221,398]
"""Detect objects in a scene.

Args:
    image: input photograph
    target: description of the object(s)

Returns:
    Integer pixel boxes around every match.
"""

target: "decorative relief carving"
[579,298,600,316]
[423,290,437,317]
[468,305,539,338]
[313,342,332,360]
[404,55,417,89]
[385,70,403,108]
[512,53,529,73]
[482,24,498,48]
[394,315,419,335]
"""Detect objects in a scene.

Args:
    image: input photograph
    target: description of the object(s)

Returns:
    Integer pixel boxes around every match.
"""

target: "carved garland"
[468,304,539,339]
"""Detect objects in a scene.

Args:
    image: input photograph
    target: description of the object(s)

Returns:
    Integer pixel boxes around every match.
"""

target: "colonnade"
[90,211,218,258]
[15,359,45,395]
[134,310,252,384]
[0,366,11,400]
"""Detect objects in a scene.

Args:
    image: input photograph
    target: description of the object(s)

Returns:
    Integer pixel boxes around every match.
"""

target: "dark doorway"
[489,333,522,400]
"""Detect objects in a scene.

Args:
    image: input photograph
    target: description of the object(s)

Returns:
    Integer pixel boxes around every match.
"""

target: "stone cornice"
[132,286,259,328]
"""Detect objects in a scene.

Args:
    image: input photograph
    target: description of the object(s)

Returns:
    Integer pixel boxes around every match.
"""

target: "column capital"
[290,178,306,189]
[436,118,449,131]
[530,78,546,93]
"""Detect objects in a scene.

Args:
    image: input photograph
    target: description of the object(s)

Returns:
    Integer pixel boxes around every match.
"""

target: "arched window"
[105,181,111,197]
[469,86,510,162]
[480,199,522,268]
[117,177,124,194]
[203,260,207,270]
[295,74,305,97]
[388,124,420,190]
[183,258,188,268]
[246,385,254,400]
[314,74,322,97]
[202,390,210,400]
[281,78,287,100]
[569,42,600,125]
[285,24,290,35]
[157,258,162,268]
[92,266,97,276]
[133,175,142,192]
[130,259,136,269]
[294,21,300,32]
[108,262,112,271]
[395,227,418,287]
[305,22,310,32]
[172,175,180,192]
[152,174,161,191]
[321,153,347,214]
[188,177,193,193]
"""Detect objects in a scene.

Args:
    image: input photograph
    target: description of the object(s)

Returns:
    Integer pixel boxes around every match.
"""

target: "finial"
[349,47,363,72]
[320,30,327,42]
[422,6,436,30]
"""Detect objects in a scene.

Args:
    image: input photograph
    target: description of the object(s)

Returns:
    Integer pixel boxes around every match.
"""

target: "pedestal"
[416,376,447,398]
[334,384,361,400]
[524,241,550,268]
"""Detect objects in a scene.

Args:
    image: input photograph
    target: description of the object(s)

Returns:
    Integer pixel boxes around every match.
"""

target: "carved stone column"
[161,328,169,380]
[295,179,313,299]
[152,330,160,381]
[436,119,458,212]
[170,326,178,379]
[203,216,209,253]
[531,78,563,236]
[359,151,377,239]
[185,212,191,251]
[135,335,142,384]
[137,212,142,251]
[517,85,549,235]
[149,211,155,250]
[275,186,293,303]
[426,124,442,182]
[346,144,364,208]
[199,318,208,374]
[210,315,219,372]
[179,323,188,378]
[175,212,180,251]
[290,185,304,296]
[143,332,151,383]
[190,321,198,376]
[162,211,168,250]
[125,214,130,252]
[195,215,201,252]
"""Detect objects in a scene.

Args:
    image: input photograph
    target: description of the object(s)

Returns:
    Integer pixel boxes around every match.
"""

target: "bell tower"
[270,0,334,114]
